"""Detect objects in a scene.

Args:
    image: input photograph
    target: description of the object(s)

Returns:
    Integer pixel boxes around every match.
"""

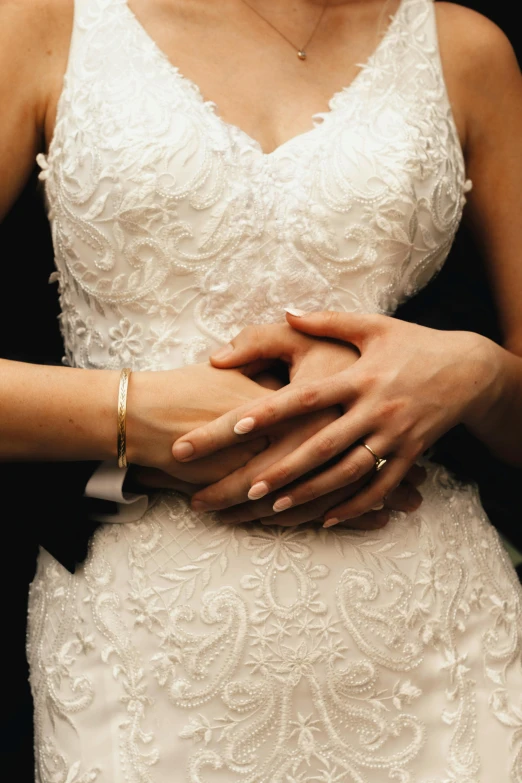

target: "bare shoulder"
[0,0,74,219]
[0,0,73,80]
[433,3,520,148]
[0,0,72,40]
[435,2,519,86]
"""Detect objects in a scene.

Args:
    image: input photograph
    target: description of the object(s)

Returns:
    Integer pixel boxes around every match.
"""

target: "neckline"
[122,0,407,158]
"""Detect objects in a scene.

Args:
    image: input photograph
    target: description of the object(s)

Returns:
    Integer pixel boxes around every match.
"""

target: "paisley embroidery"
[27,0,522,781]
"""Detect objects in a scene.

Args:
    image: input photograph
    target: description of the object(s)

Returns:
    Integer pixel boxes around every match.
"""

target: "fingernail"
[273,496,292,512]
[173,442,194,460]
[284,307,307,317]
[371,502,384,511]
[323,517,339,529]
[248,481,269,500]
[211,343,234,360]
[191,499,210,512]
[234,417,255,435]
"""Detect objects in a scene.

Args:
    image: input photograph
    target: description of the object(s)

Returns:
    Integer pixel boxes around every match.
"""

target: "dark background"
[0,1,520,780]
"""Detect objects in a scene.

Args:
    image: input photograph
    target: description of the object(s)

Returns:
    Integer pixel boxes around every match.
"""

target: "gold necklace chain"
[239,0,330,60]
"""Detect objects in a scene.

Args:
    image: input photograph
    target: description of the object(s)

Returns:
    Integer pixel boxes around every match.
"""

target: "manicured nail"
[173,442,194,460]
[285,307,307,317]
[211,343,234,360]
[371,503,384,511]
[234,417,255,435]
[273,496,292,512]
[323,517,339,529]
[191,499,210,512]
[248,481,269,500]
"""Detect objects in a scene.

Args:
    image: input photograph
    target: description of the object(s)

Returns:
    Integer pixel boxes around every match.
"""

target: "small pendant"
[297,50,307,60]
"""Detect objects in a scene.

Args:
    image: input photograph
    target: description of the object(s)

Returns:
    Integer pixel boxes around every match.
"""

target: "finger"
[382,483,423,512]
[259,508,391,530]
[190,466,251,511]
[403,463,427,487]
[323,457,412,526]
[246,416,378,498]
[285,310,388,349]
[258,486,358,527]
[219,474,372,525]
[218,496,280,524]
[230,374,356,438]
[129,468,199,496]
[336,510,391,530]
[190,439,281,510]
[269,443,378,511]
[210,323,304,368]
[172,404,268,461]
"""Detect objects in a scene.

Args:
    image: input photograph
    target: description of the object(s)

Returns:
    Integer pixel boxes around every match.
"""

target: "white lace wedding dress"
[28,0,522,781]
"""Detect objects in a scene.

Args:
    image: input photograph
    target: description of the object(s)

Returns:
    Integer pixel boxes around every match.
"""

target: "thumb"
[285,309,385,348]
[210,323,304,368]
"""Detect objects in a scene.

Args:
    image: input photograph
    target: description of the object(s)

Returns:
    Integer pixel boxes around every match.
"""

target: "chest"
[41,0,469,371]
[112,0,403,155]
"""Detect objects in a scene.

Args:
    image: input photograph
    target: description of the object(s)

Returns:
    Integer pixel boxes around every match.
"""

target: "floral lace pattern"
[28,0,522,781]
[29,467,522,782]
[40,0,468,371]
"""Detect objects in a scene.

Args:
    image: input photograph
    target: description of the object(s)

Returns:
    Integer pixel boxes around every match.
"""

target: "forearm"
[463,342,522,467]
[0,359,118,461]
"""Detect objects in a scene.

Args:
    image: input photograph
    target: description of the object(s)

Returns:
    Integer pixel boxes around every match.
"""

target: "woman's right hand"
[125,362,274,481]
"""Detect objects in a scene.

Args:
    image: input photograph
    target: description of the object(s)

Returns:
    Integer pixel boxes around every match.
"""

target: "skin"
[1,1,521,527]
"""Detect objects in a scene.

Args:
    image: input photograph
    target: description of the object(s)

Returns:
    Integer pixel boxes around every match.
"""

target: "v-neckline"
[122,0,406,158]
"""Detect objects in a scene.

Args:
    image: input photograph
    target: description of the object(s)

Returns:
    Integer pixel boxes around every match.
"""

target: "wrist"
[124,368,188,468]
[461,334,508,428]
[83,368,122,460]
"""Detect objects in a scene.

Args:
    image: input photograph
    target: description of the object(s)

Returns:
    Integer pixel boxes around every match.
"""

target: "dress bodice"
[39,0,470,372]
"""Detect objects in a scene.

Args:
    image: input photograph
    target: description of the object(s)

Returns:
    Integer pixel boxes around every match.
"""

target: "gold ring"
[362,443,387,472]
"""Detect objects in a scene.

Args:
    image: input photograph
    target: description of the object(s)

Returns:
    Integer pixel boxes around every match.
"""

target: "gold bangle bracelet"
[117,367,132,469]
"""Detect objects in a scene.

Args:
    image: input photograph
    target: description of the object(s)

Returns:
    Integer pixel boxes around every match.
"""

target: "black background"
[0,2,520,780]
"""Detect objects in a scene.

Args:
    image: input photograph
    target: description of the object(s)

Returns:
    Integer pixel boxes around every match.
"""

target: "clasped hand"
[172,310,497,527]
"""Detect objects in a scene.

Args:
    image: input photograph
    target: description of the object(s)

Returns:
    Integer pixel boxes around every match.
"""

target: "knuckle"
[232,326,252,348]
[257,400,278,425]
[339,458,365,483]
[371,314,390,334]
[374,398,403,421]
[298,483,320,504]
[315,433,337,460]
[356,370,378,393]
[297,384,320,410]
[271,463,293,487]
[324,311,338,329]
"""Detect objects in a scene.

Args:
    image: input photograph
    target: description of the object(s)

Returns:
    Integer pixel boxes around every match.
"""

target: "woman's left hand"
[174,310,500,526]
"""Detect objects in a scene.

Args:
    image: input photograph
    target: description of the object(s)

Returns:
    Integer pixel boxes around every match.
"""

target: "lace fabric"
[28,1,522,781]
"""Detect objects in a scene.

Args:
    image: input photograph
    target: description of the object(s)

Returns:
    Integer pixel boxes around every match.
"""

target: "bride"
[1,0,522,780]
